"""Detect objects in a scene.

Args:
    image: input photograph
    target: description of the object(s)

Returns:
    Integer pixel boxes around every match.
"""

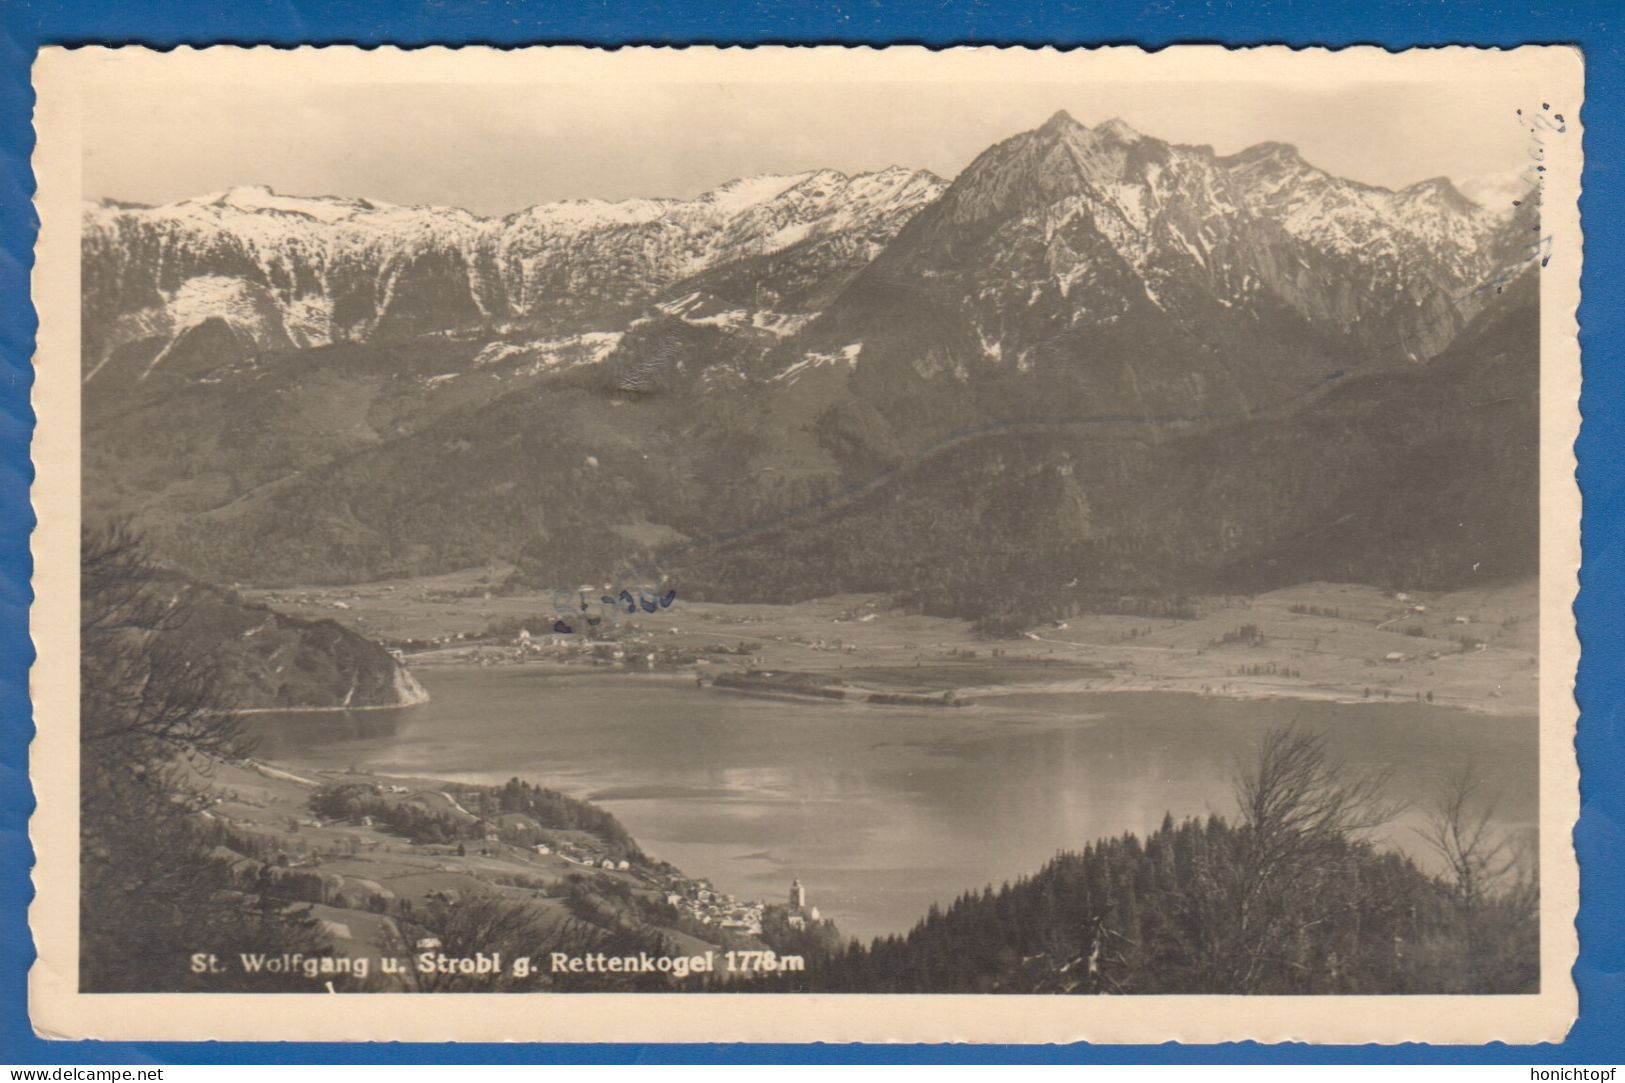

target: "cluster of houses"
[658,873,767,935]
[657,876,822,936]
[454,811,636,873]
[492,625,758,672]
[384,626,674,670]
[542,839,633,873]
[511,626,664,667]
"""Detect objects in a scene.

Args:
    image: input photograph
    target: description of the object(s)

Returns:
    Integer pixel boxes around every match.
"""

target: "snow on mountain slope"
[810,111,1531,402]
[1458,167,1540,220]
[82,168,946,381]
[82,111,1531,406]
[1221,142,1506,290]
[645,166,949,326]
[185,184,400,223]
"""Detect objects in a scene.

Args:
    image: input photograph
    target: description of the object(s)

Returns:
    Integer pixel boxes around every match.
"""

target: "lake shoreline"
[400,659,1526,720]
[238,663,1521,720]
[960,674,1518,717]
[247,665,1537,942]
[247,580,1536,721]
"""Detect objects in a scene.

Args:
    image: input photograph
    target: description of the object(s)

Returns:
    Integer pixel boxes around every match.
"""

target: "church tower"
[789,878,806,912]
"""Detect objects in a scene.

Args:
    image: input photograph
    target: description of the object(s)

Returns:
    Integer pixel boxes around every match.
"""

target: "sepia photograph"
[26,44,1583,1044]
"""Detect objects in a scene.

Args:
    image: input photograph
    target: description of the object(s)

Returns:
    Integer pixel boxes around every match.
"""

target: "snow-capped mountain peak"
[697,171,824,215]
[1458,167,1540,220]
[825,110,1532,395]
[1400,175,1476,211]
[1039,109,1080,133]
[81,167,947,378]
[1094,117,1144,143]
[79,111,1533,399]
[182,184,394,223]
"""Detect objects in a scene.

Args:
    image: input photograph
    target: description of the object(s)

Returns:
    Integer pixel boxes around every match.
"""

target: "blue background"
[0,0,1620,1065]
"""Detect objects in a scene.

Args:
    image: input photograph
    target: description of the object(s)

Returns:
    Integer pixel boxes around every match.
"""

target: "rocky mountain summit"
[805,112,1532,426]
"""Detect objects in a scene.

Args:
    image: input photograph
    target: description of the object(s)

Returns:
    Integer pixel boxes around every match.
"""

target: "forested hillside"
[678,270,1538,624]
[78,525,696,992]
[83,522,427,711]
[796,729,1537,995]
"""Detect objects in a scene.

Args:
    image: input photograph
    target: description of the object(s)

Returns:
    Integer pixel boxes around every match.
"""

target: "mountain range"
[81,111,1541,620]
[82,166,946,383]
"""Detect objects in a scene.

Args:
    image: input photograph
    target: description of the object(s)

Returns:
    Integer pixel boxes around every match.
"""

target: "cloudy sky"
[83,79,1538,216]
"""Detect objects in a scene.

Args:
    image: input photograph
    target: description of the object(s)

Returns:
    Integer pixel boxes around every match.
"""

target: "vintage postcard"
[27,44,1583,1043]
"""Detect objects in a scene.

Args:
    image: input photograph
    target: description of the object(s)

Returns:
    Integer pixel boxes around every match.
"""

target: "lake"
[249,666,1539,942]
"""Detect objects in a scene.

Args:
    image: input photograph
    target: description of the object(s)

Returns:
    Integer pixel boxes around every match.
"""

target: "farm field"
[242,573,1539,717]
